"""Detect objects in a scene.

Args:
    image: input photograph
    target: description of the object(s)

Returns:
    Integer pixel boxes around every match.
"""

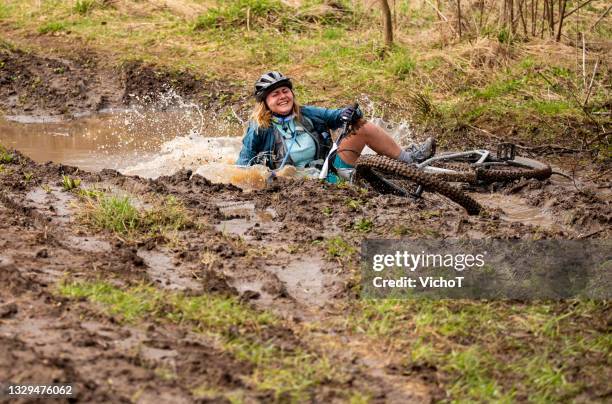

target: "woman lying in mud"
[236,71,436,182]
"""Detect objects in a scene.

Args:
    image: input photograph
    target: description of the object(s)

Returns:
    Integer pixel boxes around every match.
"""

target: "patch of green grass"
[497,27,515,44]
[386,49,416,80]
[346,198,362,211]
[322,27,343,40]
[524,99,573,115]
[353,217,373,233]
[80,194,140,235]
[38,21,67,34]
[61,175,81,191]
[343,300,608,402]
[143,195,193,234]
[325,236,356,260]
[74,0,96,15]
[194,0,285,31]
[58,280,343,400]
[0,3,11,20]
[59,282,160,322]
[473,76,526,100]
[0,145,14,163]
[77,191,195,241]
[23,172,34,183]
[77,189,197,244]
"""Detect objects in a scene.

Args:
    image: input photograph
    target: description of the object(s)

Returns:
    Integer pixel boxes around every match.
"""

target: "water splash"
[355,94,419,146]
[121,135,243,178]
[1,87,424,188]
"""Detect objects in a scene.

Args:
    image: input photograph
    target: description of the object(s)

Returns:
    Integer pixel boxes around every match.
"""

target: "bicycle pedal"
[496,143,516,161]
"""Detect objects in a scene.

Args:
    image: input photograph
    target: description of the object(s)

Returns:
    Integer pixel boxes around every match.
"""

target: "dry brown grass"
[111,0,211,19]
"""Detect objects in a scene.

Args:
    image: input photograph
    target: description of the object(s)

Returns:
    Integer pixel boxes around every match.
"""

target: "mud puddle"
[472,193,563,231]
[138,248,201,291]
[0,109,242,173]
[1,114,157,171]
[266,256,334,307]
[25,186,76,224]
[214,200,281,239]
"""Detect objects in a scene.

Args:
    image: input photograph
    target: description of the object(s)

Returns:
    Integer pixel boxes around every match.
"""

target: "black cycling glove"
[339,105,364,124]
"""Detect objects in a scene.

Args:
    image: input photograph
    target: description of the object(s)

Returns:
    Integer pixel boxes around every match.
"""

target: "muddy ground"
[0,143,610,402]
[1,45,611,402]
[0,46,245,119]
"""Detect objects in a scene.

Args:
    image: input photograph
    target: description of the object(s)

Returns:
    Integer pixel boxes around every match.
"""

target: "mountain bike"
[320,104,552,216]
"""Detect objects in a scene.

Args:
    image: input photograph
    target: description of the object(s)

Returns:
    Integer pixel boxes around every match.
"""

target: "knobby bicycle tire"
[355,155,482,215]
[425,156,552,184]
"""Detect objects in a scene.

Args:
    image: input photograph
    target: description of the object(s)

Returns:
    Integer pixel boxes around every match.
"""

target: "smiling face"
[265,86,294,116]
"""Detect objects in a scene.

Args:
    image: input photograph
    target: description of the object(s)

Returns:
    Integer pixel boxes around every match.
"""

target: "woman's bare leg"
[336,122,401,165]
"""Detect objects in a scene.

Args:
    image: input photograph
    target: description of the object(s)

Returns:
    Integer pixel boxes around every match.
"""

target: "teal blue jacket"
[236,105,345,167]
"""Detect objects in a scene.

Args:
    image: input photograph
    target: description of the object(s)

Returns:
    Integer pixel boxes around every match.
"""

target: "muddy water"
[0,110,243,172]
[472,193,562,231]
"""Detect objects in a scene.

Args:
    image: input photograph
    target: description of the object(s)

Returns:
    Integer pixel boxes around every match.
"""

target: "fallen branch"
[584,131,611,147]
[422,0,457,35]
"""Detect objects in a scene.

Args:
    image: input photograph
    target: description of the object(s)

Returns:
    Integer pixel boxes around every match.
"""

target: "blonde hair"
[251,98,302,129]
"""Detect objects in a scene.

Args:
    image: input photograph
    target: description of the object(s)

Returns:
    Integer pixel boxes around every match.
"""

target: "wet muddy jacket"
[236,106,345,169]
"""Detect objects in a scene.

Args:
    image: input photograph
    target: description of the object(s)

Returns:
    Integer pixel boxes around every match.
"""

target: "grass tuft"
[0,145,14,163]
[38,21,67,34]
[387,49,416,80]
[194,0,284,31]
[74,0,96,15]
[77,191,195,242]
[325,236,356,260]
[353,217,373,232]
[61,175,81,191]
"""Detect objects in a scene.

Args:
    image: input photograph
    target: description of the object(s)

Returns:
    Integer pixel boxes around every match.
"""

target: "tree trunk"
[457,0,462,38]
[519,0,528,35]
[556,0,567,41]
[548,0,555,36]
[531,0,536,36]
[380,0,394,47]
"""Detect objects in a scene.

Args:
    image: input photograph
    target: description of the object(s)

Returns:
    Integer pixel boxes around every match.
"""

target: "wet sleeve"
[302,105,344,130]
[235,124,260,166]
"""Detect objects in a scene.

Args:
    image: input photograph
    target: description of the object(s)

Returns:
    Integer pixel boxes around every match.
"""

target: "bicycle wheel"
[423,154,552,184]
[354,155,482,215]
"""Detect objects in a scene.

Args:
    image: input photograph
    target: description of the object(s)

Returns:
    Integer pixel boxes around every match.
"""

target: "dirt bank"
[0,47,244,118]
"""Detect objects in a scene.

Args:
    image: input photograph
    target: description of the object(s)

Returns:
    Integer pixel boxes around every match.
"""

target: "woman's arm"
[301,105,344,131]
[235,123,262,166]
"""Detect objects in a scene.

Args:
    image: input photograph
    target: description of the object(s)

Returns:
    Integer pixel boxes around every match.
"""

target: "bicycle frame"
[417,150,490,173]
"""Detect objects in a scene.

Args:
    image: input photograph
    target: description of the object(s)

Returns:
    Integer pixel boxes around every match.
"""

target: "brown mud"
[0,144,610,401]
[0,46,244,119]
